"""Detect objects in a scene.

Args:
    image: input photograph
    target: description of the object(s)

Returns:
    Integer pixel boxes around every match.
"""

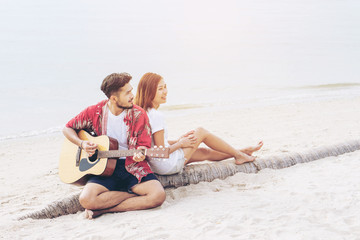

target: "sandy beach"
[1,0,360,239]
[1,96,360,240]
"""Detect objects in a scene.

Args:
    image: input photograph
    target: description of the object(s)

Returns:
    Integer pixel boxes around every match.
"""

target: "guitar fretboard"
[98,149,141,158]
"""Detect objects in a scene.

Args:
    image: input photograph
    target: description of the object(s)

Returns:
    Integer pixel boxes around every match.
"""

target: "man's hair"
[101,72,132,98]
[135,72,163,111]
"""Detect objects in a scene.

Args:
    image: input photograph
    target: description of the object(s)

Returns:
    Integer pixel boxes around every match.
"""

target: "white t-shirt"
[106,110,128,150]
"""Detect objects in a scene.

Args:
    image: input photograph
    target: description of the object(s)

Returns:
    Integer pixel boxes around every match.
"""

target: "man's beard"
[116,102,133,109]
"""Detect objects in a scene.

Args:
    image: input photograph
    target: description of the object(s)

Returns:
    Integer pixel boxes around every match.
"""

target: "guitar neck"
[97,149,141,159]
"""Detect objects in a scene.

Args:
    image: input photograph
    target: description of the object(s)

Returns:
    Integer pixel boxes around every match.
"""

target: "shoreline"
[2,84,360,141]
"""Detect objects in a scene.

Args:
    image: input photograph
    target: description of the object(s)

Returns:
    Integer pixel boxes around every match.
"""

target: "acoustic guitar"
[59,130,169,185]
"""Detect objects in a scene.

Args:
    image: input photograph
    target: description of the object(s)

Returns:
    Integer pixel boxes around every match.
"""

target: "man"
[63,72,166,219]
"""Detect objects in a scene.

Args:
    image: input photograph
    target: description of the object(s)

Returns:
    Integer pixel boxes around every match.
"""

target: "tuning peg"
[154,146,158,148]
[159,145,163,149]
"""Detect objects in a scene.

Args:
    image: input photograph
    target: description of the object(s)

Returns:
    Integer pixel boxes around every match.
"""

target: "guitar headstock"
[146,146,170,158]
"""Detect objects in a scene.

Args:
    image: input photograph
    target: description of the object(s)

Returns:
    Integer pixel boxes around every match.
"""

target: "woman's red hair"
[135,72,163,111]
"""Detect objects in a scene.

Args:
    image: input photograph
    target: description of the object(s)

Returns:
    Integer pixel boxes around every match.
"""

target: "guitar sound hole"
[88,149,99,162]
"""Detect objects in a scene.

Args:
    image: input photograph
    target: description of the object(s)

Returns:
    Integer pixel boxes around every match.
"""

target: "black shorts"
[87,159,158,192]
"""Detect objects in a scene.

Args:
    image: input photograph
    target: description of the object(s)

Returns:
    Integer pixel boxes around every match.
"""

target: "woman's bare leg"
[240,141,263,156]
[187,148,229,163]
[182,127,255,165]
[187,141,264,163]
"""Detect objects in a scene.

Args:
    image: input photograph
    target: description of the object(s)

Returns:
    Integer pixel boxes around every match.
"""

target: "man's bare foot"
[84,209,103,219]
[84,209,93,219]
[234,151,256,165]
[240,141,263,156]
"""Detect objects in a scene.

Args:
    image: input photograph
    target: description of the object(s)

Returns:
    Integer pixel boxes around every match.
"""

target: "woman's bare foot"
[234,151,256,165]
[240,141,263,156]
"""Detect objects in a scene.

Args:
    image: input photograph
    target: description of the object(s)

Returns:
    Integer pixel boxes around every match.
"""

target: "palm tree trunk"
[19,139,360,220]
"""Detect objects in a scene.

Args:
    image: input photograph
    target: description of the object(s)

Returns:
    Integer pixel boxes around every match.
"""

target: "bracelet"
[80,140,84,149]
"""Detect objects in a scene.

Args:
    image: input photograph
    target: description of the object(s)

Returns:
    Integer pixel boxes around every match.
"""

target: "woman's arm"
[153,130,181,154]
[153,130,196,154]
[168,130,195,145]
[168,140,177,145]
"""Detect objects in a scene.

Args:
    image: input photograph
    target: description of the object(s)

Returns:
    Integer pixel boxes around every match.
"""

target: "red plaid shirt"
[65,100,153,182]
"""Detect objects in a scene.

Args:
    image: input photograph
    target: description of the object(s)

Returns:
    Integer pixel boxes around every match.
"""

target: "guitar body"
[59,131,118,185]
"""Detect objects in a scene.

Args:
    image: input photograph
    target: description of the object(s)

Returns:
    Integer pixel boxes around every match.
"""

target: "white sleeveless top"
[147,108,185,175]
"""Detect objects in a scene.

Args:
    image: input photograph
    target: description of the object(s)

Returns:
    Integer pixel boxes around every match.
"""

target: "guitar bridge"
[76,147,81,167]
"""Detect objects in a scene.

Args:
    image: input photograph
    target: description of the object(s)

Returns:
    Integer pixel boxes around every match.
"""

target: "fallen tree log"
[19,139,360,220]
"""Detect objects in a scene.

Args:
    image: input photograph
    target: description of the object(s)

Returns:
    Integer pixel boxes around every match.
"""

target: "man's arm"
[63,127,98,156]
[131,111,153,162]
[63,103,101,156]
[62,127,82,147]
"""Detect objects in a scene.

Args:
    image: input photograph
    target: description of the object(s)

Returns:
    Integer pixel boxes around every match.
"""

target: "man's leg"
[85,180,165,219]
[79,183,136,210]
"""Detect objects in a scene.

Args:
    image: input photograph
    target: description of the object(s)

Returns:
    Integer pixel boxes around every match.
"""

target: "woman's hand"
[179,133,197,148]
[178,130,195,142]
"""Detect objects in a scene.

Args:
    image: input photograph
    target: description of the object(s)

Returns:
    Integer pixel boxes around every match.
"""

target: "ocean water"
[1,0,360,140]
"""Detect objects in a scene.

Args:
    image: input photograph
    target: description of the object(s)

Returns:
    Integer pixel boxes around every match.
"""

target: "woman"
[135,72,263,175]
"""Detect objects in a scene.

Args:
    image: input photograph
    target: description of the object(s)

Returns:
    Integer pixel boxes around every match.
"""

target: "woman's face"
[152,78,167,108]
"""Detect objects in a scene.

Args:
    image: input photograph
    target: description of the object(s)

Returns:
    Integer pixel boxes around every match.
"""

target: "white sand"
[1,97,360,240]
